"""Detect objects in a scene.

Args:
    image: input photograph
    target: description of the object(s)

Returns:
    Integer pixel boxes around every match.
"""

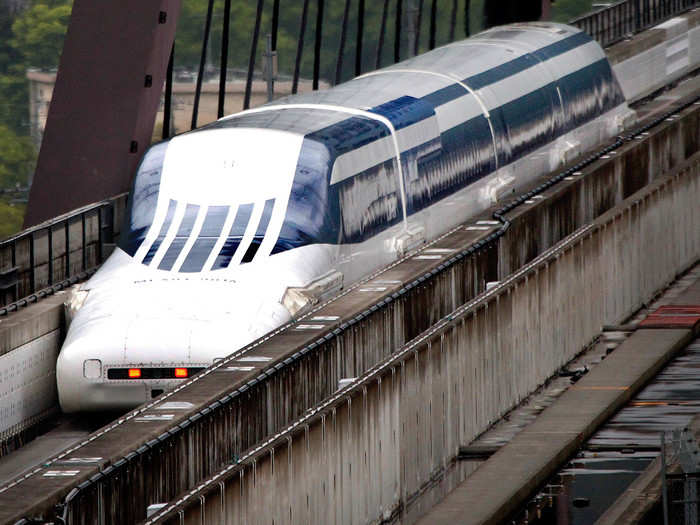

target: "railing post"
[162,44,174,139]
[375,0,390,69]
[47,226,53,286]
[662,432,670,525]
[218,0,232,118]
[97,208,104,264]
[65,220,70,279]
[355,0,365,76]
[313,0,325,90]
[190,0,214,130]
[29,231,35,293]
[81,212,87,271]
[394,0,403,63]
[291,0,310,94]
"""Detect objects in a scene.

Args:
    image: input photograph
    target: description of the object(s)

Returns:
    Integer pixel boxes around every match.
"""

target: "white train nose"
[56,319,158,413]
[57,316,205,412]
[56,299,293,412]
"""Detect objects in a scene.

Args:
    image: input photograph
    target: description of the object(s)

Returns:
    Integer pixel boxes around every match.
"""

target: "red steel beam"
[24,0,182,227]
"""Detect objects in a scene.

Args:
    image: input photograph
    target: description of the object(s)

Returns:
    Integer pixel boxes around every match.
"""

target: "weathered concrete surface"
[0,193,127,450]
[0,293,65,449]
[147,144,700,525]
[1,83,700,525]
[418,328,694,525]
[611,9,700,102]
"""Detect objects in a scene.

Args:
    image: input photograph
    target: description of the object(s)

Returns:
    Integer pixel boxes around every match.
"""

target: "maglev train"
[57,22,634,412]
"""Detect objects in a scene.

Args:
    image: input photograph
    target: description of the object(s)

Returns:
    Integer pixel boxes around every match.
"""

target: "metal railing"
[0,193,127,313]
[571,0,700,48]
[5,0,698,311]
[169,0,473,137]
[661,427,700,525]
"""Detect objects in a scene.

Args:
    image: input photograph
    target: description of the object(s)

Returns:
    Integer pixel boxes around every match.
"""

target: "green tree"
[0,124,35,187]
[0,1,29,136]
[551,0,595,22]
[11,0,73,70]
[0,200,26,239]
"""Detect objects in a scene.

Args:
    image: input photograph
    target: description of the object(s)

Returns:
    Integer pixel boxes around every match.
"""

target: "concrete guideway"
[2,65,700,525]
[145,149,700,524]
[1,12,700,524]
[417,302,700,524]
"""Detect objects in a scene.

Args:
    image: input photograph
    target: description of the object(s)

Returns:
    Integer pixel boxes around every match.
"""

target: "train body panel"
[57,23,633,412]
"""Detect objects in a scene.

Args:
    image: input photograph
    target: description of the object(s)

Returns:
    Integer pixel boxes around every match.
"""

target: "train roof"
[195,22,600,139]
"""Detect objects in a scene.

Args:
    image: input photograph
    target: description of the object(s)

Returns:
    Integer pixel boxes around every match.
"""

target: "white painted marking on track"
[156,402,194,410]
[134,414,175,422]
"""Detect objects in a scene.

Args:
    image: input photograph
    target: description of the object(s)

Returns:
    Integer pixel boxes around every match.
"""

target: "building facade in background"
[27,70,324,149]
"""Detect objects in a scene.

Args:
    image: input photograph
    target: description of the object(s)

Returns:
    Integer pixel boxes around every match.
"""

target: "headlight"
[83,359,102,379]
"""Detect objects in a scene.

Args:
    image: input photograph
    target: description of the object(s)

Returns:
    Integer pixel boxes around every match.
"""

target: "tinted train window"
[119,142,168,256]
[272,139,336,253]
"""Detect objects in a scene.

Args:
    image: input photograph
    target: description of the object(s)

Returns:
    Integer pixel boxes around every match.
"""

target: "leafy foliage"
[11,1,73,70]
[0,124,35,187]
[0,200,26,239]
[551,0,595,22]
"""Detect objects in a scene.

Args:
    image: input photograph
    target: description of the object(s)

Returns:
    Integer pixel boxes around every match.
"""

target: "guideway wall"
[153,144,700,525]
[2,90,700,525]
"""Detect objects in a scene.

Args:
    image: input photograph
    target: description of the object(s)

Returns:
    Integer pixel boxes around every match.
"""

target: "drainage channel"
[505,266,700,525]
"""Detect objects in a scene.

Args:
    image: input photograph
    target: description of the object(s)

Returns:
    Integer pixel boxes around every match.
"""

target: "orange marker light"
[128,368,141,378]
[174,368,188,378]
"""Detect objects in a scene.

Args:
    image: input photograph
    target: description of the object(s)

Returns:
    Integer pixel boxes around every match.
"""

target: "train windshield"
[119,142,168,257]
[117,129,333,270]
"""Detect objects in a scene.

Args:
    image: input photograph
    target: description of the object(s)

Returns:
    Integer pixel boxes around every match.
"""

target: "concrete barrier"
[0,193,127,454]
[2,84,700,525]
[0,294,64,455]
[150,153,700,525]
[611,9,700,102]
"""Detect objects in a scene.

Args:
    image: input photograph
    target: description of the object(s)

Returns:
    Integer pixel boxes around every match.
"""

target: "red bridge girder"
[24,0,181,227]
